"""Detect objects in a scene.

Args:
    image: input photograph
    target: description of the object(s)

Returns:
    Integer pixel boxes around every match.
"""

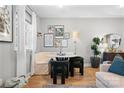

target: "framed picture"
[44,33,54,47]
[54,25,64,38]
[48,25,55,33]
[54,39,61,48]
[61,39,68,48]
[0,5,13,42]
[64,32,70,39]
[54,39,68,48]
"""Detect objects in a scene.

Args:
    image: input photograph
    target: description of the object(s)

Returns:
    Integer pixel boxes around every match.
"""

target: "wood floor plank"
[24,67,99,88]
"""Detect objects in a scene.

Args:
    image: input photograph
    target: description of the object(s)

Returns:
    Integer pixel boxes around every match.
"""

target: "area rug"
[42,84,96,88]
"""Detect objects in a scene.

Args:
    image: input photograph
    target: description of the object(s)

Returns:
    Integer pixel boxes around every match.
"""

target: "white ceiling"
[30,5,124,18]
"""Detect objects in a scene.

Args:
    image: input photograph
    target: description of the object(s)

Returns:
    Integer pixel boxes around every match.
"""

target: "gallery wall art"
[54,25,64,38]
[48,25,55,33]
[54,39,68,48]
[0,5,13,42]
[48,25,64,38]
[44,33,54,47]
[45,25,70,48]
[64,32,70,39]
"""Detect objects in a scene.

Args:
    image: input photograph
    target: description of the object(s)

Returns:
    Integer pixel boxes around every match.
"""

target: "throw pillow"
[114,54,123,60]
[108,55,124,76]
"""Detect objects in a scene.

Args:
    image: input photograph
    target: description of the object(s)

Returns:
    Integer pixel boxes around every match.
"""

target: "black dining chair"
[49,57,69,84]
[69,56,84,77]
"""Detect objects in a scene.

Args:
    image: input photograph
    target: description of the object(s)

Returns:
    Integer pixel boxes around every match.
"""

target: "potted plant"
[90,37,101,68]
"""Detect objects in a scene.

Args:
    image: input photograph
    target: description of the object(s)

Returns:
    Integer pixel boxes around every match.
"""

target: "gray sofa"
[96,64,124,88]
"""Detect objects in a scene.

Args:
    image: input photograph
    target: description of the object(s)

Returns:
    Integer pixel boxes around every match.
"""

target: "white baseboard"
[84,62,91,67]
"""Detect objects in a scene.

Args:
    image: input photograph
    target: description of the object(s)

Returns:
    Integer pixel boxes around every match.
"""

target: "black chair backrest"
[70,56,83,63]
[50,60,69,66]
[56,57,69,61]
[50,57,69,68]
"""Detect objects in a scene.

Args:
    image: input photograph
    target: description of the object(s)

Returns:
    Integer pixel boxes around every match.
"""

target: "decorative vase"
[90,57,100,68]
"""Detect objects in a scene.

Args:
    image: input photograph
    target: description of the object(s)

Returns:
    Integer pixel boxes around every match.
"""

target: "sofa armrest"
[100,64,111,72]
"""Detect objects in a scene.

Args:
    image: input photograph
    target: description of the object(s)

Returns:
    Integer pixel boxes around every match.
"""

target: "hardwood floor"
[24,67,99,88]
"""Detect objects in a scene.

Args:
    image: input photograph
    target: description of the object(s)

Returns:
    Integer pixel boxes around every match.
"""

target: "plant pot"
[90,57,100,68]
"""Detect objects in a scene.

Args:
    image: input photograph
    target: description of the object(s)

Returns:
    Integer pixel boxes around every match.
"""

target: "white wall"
[0,43,16,79]
[119,19,124,50]
[36,16,43,52]
[0,6,17,80]
[36,18,124,66]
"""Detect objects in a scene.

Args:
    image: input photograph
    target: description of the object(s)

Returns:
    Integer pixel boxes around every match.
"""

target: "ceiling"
[30,5,124,18]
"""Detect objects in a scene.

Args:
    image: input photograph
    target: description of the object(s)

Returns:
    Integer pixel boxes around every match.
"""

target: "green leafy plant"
[91,37,101,57]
